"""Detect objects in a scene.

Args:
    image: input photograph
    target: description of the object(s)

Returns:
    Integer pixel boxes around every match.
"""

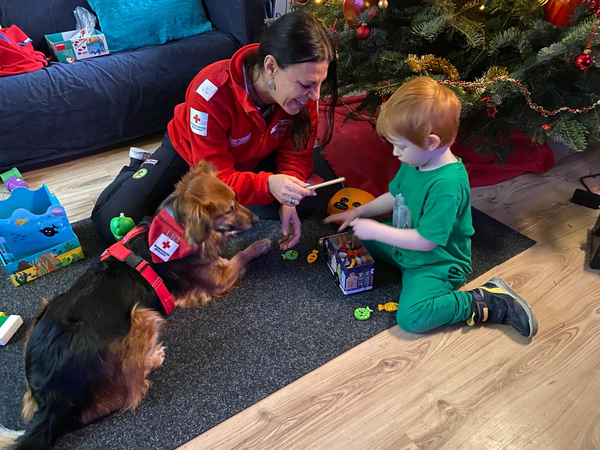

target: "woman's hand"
[278,205,301,249]
[268,174,316,207]
[323,209,359,232]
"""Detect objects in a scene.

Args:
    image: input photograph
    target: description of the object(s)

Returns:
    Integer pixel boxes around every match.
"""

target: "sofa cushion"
[0,31,238,171]
[86,0,211,53]
[0,0,93,55]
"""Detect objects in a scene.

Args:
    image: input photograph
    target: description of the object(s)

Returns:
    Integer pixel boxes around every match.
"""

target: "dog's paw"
[247,238,272,258]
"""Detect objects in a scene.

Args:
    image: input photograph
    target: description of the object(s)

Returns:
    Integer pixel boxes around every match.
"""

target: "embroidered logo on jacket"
[270,120,292,139]
[196,79,218,101]
[190,108,208,136]
[229,133,251,147]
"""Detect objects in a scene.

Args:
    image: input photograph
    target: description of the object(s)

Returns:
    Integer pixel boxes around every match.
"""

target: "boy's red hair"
[376,77,461,149]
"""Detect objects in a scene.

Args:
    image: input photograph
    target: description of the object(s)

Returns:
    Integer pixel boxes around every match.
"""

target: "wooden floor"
[22,138,600,450]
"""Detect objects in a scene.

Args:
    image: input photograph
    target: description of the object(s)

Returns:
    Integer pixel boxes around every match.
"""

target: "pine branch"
[549,120,588,151]
[412,16,448,42]
[537,43,568,62]
[488,27,522,56]
[449,15,486,48]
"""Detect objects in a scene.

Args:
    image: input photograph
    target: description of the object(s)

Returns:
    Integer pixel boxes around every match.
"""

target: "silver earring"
[268,79,276,90]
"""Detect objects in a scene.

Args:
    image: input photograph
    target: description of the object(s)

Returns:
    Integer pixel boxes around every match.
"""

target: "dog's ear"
[172,197,213,246]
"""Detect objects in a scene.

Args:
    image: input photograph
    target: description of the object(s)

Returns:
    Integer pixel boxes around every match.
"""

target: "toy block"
[0,313,23,345]
[0,167,23,184]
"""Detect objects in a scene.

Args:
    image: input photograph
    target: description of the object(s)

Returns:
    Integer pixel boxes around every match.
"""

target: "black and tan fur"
[1,162,270,450]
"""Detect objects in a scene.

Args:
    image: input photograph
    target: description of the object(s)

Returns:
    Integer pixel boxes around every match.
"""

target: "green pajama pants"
[363,238,473,333]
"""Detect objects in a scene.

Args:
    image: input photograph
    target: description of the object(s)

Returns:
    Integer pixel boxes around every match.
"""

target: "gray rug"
[0,155,535,450]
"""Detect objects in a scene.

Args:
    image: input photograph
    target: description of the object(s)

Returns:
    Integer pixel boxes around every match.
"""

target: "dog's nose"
[251,213,259,224]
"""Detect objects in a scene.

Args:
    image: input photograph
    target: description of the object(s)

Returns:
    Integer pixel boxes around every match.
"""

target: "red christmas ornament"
[591,0,600,18]
[575,49,594,70]
[544,0,584,26]
[357,23,371,40]
[343,0,374,29]
[487,105,498,118]
[296,0,308,3]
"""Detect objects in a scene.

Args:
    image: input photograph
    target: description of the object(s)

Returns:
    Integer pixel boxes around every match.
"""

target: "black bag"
[591,214,600,270]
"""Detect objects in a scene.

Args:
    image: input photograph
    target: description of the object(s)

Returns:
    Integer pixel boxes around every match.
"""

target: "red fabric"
[168,43,318,206]
[319,95,555,197]
[101,226,176,315]
[147,209,195,264]
[0,26,47,77]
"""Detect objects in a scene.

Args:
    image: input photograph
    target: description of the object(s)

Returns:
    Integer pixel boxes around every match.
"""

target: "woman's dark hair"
[247,10,338,151]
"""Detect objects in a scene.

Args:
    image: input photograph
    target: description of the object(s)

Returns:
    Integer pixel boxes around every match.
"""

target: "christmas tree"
[296,0,600,158]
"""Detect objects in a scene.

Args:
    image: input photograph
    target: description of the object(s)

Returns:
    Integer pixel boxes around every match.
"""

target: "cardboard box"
[322,232,374,295]
[45,29,109,63]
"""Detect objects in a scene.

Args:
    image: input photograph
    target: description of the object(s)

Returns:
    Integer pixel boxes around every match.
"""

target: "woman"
[91,10,338,249]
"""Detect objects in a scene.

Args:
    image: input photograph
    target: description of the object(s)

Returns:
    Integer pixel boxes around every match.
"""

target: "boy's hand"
[348,218,384,241]
[323,210,359,231]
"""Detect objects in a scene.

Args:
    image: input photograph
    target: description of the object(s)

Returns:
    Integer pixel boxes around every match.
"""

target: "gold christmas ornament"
[405,54,460,81]
[378,0,389,8]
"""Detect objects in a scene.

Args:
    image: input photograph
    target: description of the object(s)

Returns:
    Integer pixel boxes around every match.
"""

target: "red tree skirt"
[318,95,556,197]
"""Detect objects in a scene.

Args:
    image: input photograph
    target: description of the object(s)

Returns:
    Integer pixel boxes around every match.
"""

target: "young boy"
[324,77,538,337]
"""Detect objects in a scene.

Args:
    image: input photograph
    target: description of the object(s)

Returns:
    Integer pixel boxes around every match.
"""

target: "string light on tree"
[479,0,492,10]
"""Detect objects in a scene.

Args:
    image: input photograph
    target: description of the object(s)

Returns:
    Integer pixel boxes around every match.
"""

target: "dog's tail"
[2,404,72,450]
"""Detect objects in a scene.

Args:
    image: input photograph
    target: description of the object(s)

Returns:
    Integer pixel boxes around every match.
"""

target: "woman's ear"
[425,134,441,151]
[264,54,278,78]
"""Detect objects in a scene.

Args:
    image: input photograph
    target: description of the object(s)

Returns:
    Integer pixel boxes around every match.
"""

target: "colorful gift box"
[45,28,109,63]
[322,232,375,295]
[0,184,84,286]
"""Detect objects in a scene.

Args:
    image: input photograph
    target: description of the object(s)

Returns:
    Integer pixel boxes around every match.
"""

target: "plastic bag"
[73,6,97,38]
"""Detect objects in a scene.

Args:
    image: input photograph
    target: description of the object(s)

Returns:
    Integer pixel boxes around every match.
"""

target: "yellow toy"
[307,249,319,264]
[378,302,399,312]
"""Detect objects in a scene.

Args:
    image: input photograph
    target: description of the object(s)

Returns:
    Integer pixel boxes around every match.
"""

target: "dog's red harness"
[101,226,176,315]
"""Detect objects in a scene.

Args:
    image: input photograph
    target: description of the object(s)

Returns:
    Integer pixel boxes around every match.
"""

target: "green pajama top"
[388,158,474,274]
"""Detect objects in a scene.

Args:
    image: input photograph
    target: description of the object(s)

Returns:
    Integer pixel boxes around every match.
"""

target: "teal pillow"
[86,0,212,52]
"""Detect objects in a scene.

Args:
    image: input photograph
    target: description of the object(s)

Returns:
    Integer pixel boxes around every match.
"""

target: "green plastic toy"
[282,249,298,260]
[354,307,373,321]
[110,213,136,241]
[0,167,23,184]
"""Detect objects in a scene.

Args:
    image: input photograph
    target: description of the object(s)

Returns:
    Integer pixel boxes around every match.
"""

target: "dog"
[0,162,271,450]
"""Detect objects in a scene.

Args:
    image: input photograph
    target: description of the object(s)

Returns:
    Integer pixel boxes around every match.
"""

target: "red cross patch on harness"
[150,233,179,261]
[148,209,195,263]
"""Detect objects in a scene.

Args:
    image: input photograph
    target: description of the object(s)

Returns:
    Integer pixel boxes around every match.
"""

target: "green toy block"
[1,168,23,184]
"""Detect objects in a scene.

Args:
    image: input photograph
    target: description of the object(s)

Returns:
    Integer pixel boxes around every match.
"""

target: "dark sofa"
[0,0,274,172]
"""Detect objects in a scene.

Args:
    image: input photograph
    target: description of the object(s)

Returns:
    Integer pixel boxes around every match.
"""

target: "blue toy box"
[0,184,84,286]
